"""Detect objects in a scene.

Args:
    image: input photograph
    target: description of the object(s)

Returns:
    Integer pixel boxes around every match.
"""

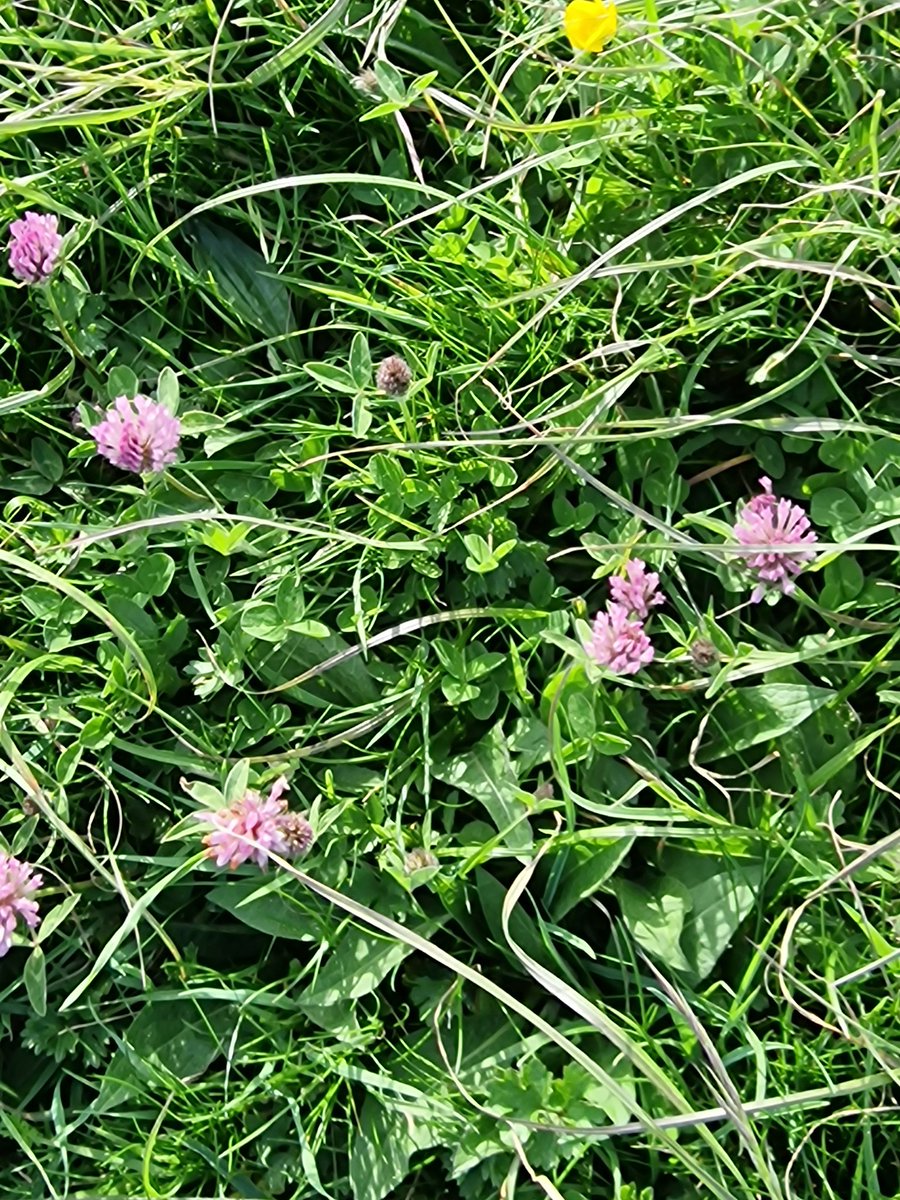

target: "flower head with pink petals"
[0,853,42,957]
[197,777,313,871]
[590,604,655,675]
[609,558,664,619]
[586,556,666,676]
[92,394,180,474]
[7,212,62,284]
[734,477,817,602]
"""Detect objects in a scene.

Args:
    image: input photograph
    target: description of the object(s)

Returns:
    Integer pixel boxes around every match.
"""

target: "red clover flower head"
[609,558,665,619]
[92,394,181,474]
[0,853,42,957]
[734,477,817,603]
[7,212,62,284]
[590,603,654,675]
[197,777,313,870]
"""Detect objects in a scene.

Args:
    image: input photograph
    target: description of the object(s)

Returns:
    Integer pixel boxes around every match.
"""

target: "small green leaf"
[462,534,516,574]
[548,837,634,920]
[409,70,438,95]
[820,555,864,608]
[79,714,114,750]
[373,60,405,103]
[134,553,176,598]
[223,760,250,807]
[23,947,46,1016]
[156,367,180,414]
[441,676,480,705]
[352,390,373,436]
[37,894,81,944]
[287,619,331,638]
[107,365,139,401]
[348,332,372,388]
[240,602,285,643]
[304,362,359,393]
[31,438,64,483]
[565,690,596,739]
[194,523,250,556]
[359,100,407,122]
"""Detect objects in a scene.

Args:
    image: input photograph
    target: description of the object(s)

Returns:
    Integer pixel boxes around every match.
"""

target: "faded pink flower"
[609,558,665,619]
[92,394,180,474]
[0,853,42,957]
[7,211,62,284]
[590,603,654,675]
[197,777,312,870]
[734,478,818,603]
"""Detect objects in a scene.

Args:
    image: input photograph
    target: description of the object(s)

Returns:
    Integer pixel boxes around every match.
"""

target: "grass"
[2,0,900,1196]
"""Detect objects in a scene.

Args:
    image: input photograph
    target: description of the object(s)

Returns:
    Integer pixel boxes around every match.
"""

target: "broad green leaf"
[433,725,532,849]
[373,61,405,103]
[31,438,63,483]
[810,486,861,532]
[698,683,834,761]
[665,854,763,982]
[190,219,294,335]
[240,601,285,643]
[207,876,323,941]
[548,836,634,920]
[37,894,81,944]
[299,917,444,1013]
[613,878,693,973]
[98,999,234,1110]
[105,594,158,642]
[349,1097,436,1200]
[299,998,361,1038]
[251,630,379,708]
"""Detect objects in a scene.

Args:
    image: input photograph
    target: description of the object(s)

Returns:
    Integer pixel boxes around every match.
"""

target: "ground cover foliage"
[2,0,900,1196]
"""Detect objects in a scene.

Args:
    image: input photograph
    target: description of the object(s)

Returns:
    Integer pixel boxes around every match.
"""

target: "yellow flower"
[564,0,618,53]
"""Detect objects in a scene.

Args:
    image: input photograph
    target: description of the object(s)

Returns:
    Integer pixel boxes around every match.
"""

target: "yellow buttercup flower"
[564,0,618,53]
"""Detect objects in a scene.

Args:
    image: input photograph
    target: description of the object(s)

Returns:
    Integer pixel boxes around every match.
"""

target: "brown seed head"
[689,638,720,670]
[375,355,412,396]
[353,69,380,96]
[404,848,437,875]
[276,811,314,858]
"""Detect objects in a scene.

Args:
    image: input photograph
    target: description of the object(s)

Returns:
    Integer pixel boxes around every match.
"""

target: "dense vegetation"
[2,2,900,1197]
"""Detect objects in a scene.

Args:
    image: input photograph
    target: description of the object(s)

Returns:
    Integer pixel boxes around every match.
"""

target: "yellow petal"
[564,0,618,53]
